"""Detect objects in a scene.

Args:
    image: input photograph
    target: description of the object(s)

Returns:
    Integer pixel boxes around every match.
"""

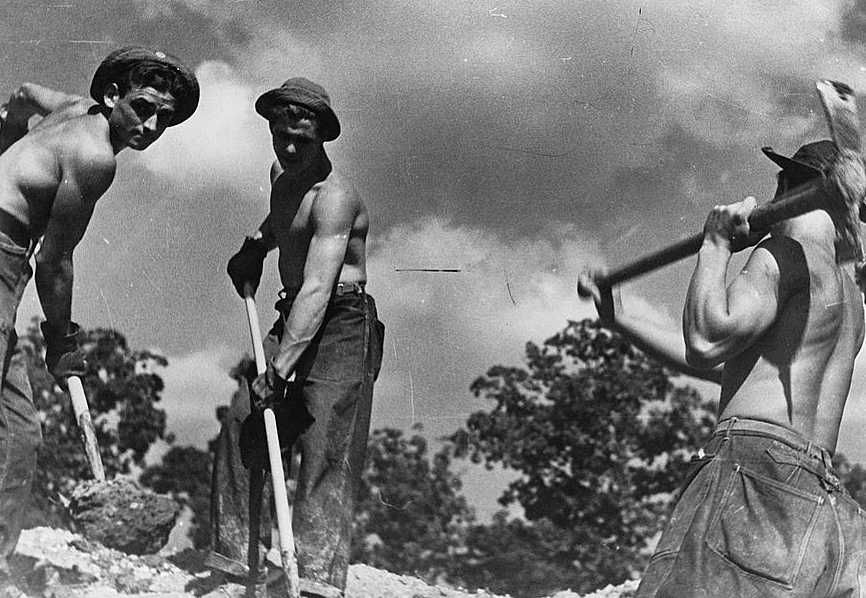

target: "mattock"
[580,80,865,293]
[243,284,300,598]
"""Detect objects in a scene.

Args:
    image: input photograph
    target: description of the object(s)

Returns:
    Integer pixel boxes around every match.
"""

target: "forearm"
[272,285,330,378]
[613,313,722,383]
[35,255,73,329]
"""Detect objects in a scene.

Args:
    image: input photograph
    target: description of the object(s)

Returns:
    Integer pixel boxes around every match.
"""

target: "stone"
[68,478,179,555]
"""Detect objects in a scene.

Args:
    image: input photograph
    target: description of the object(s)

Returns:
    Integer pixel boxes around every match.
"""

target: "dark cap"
[90,46,200,126]
[761,139,838,178]
[255,77,340,141]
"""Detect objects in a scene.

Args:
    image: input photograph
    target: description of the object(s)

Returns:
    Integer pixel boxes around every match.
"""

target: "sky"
[5,0,866,518]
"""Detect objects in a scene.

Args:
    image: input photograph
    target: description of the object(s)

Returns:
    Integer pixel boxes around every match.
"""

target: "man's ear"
[102,83,120,110]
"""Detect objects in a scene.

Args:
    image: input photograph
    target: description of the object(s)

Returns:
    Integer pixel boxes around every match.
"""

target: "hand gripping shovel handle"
[67,375,105,482]
[243,283,301,597]
[593,178,829,289]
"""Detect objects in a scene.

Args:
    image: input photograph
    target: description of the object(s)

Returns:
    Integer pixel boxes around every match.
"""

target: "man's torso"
[719,230,864,451]
[0,100,114,239]
[269,166,368,293]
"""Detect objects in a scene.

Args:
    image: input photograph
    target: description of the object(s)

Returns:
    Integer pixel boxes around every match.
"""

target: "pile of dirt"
[3,527,638,598]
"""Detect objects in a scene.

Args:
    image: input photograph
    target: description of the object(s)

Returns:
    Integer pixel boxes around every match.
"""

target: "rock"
[68,478,179,555]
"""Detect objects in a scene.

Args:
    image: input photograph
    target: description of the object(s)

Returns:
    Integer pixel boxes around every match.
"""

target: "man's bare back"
[686,200,864,452]
[715,213,864,450]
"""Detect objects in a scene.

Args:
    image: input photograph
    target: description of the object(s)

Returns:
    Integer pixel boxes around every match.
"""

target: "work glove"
[40,320,87,383]
[239,377,315,470]
[227,236,268,298]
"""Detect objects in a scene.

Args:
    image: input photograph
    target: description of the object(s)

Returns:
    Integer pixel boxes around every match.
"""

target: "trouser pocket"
[705,463,823,588]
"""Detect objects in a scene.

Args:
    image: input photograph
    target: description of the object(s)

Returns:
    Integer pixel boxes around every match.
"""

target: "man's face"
[107,85,177,151]
[269,116,322,174]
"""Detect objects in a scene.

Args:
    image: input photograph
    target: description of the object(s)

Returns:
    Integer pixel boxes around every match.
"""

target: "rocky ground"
[3,528,639,598]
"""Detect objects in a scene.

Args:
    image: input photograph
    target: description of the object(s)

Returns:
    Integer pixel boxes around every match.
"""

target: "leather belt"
[334,281,365,296]
[0,209,30,248]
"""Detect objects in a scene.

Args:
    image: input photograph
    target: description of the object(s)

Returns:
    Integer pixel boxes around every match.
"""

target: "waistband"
[0,209,30,249]
[279,281,366,301]
[713,417,835,470]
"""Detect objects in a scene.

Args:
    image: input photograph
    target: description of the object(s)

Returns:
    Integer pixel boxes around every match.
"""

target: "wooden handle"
[595,178,830,288]
[67,376,105,482]
[242,289,300,597]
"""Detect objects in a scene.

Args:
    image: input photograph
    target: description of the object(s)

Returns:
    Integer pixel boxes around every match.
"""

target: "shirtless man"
[579,140,866,596]
[215,77,384,598]
[0,47,198,590]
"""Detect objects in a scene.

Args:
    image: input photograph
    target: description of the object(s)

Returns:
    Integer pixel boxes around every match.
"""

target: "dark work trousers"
[208,289,384,594]
[637,417,866,598]
[0,232,37,578]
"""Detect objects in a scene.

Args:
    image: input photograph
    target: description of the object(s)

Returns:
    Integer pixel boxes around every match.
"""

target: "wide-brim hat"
[761,139,838,178]
[255,77,340,141]
[90,46,199,126]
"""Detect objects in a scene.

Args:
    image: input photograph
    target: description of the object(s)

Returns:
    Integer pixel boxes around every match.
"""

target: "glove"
[41,320,87,381]
[239,380,315,470]
[227,236,268,298]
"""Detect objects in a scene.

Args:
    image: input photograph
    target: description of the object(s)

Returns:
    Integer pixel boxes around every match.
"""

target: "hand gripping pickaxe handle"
[243,283,300,598]
[586,79,863,292]
[67,375,106,482]
[588,177,830,290]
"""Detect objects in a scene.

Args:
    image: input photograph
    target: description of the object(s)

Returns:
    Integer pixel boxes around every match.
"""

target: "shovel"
[243,285,300,598]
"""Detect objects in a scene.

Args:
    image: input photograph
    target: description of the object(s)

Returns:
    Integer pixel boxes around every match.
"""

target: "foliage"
[140,444,214,548]
[448,318,717,594]
[351,425,475,582]
[21,317,170,526]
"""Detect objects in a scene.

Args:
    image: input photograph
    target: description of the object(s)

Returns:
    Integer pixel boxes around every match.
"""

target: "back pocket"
[706,464,823,588]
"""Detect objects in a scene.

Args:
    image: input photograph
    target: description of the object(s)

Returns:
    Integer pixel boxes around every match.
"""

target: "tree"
[20,317,171,525]
[351,426,475,583]
[449,318,716,593]
[140,444,214,548]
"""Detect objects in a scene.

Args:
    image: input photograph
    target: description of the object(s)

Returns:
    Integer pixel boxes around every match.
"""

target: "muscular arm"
[35,150,114,331]
[271,186,355,378]
[684,240,782,368]
[615,312,723,383]
[0,83,83,153]
[577,273,721,383]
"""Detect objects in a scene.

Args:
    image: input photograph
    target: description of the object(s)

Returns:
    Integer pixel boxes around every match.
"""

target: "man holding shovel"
[579,139,866,596]
[214,77,384,598]
[0,47,198,591]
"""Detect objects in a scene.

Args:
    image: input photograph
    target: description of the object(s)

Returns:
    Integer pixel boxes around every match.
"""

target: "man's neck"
[284,152,332,189]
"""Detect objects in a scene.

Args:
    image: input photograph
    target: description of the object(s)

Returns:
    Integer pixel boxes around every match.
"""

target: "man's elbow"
[684,336,726,370]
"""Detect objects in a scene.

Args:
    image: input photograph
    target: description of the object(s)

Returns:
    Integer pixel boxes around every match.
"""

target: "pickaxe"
[243,285,300,598]
[580,80,865,292]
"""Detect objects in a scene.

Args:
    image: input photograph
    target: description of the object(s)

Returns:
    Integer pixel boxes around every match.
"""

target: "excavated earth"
[3,527,639,598]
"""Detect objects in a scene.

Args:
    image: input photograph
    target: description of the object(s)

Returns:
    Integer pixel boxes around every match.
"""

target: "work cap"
[255,77,340,141]
[762,139,838,178]
[90,46,200,126]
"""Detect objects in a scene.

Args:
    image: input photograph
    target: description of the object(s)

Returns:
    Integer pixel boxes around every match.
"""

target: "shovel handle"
[67,376,105,482]
[594,178,830,289]
[242,286,300,597]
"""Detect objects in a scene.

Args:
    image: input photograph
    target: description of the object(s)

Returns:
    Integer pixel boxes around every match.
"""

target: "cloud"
[136,60,272,187]
[157,346,239,448]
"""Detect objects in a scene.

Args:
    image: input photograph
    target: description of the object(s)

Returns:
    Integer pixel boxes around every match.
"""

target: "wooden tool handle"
[595,178,829,288]
[243,288,300,597]
[67,376,105,482]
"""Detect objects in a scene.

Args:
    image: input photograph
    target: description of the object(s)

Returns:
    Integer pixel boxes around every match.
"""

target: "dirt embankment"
[4,527,638,598]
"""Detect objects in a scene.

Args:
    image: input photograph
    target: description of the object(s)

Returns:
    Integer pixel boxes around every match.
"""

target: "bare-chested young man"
[213,77,384,598]
[0,47,198,590]
[579,141,866,597]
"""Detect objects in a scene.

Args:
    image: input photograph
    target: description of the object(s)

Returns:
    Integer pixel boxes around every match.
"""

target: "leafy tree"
[351,426,475,582]
[449,318,716,593]
[140,444,214,548]
[20,317,171,525]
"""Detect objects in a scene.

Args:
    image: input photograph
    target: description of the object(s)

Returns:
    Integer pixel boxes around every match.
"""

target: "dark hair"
[113,63,187,100]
